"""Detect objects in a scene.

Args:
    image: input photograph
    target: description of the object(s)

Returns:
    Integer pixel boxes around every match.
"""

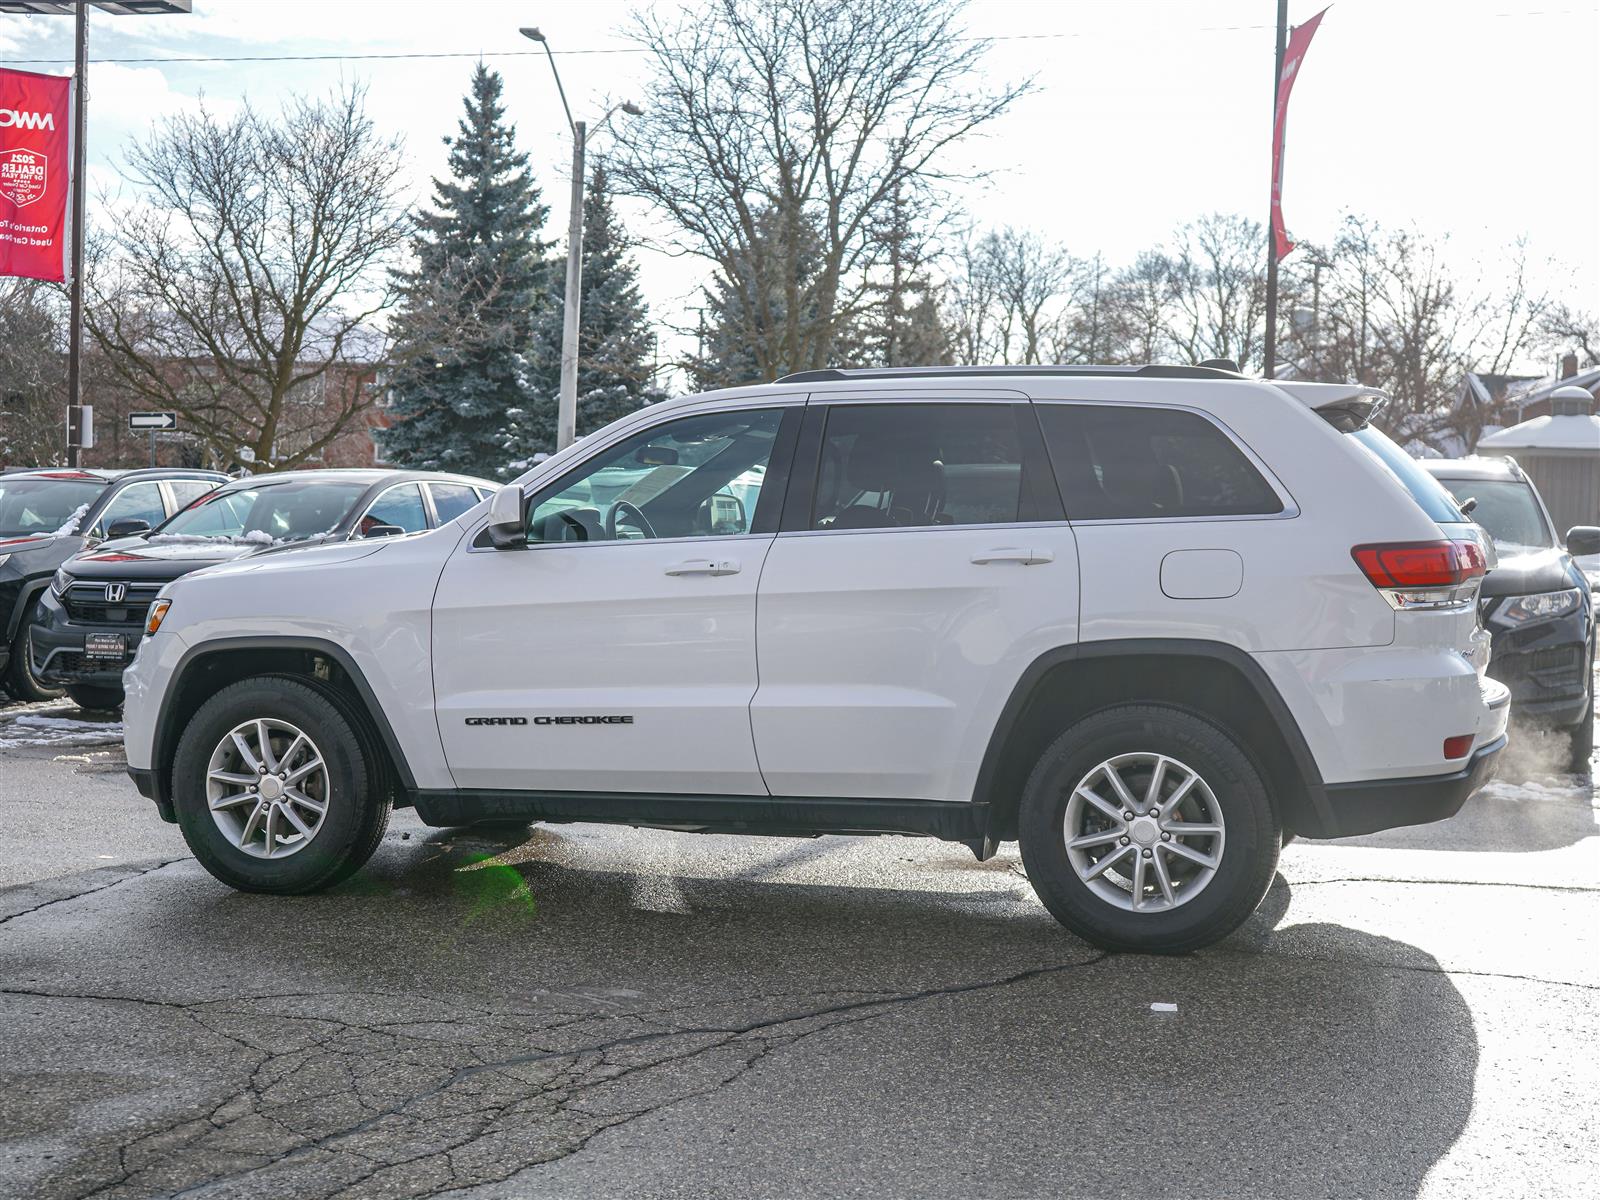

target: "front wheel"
[65,684,124,713]
[1018,704,1280,954]
[5,597,65,703]
[171,676,389,893]
[1568,683,1595,775]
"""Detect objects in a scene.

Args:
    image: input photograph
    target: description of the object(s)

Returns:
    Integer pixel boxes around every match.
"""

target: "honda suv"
[121,366,1510,952]
[0,467,225,702]
[33,469,494,711]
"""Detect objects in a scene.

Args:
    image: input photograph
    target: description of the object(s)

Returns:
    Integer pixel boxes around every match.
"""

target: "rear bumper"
[1319,733,1505,837]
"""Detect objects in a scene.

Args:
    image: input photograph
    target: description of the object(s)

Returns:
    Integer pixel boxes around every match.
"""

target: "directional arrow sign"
[129,412,178,431]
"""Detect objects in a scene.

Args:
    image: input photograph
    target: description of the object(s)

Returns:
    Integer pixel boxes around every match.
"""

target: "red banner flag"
[1270,7,1327,261]
[0,67,73,283]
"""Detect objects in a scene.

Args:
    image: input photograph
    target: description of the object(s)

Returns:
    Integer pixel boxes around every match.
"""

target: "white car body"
[125,368,1509,875]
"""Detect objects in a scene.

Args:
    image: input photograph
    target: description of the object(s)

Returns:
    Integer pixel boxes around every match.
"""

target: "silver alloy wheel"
[1063,752,1226,913]
[205,718,330,859]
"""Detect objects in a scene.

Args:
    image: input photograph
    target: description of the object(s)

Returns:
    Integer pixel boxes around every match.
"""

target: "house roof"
[1476,412,1600,454]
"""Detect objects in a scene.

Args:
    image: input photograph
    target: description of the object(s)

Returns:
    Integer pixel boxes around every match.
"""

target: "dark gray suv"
[1423,456,1598,771]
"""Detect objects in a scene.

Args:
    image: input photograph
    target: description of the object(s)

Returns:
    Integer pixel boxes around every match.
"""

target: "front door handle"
[665,558,741,577]
[970,548,1053,566]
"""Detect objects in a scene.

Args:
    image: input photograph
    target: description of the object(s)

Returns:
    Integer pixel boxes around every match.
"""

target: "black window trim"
[777,396,1065,536]
[1032,397,1300,525]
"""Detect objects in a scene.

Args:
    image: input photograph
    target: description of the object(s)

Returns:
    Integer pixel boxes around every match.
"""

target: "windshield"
[154,479,370,543]
[1434,477,1554,551]
[0,477,106,538]
[1349,428,1466,526]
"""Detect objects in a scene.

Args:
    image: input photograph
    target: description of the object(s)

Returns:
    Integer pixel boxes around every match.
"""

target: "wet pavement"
[1,693,1596,1199]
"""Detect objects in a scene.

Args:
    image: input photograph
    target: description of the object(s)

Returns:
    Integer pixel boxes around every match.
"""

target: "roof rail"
[773,363,1248,384]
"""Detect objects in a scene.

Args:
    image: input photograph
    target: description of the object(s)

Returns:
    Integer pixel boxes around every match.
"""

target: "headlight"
[51,568,71,595]
[1495,588,1582,627]
[145,599,171,635]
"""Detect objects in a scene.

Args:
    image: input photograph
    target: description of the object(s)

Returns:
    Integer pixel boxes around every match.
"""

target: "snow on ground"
[0,700,123,749]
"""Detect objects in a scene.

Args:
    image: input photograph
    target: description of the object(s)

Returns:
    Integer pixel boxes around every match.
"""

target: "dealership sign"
[0,68,73,283]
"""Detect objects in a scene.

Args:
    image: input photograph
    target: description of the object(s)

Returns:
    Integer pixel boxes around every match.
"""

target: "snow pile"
[0,703,122,749]
[52,503,90,536]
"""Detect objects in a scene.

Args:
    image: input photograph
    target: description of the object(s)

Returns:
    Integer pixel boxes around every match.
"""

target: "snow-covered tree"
[381,65,549,475]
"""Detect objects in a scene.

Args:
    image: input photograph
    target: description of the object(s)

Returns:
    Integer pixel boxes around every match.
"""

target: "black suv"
[32,469,493,710]
[1423,457,1599,771]
[0,468,226,702]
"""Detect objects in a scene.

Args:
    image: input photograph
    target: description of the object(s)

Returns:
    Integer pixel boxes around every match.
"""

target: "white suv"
[122,365,1510,952]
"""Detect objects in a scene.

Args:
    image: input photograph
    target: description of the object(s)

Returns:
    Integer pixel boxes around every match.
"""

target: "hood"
[1480,546,1575,598]
[62,534,330,584]
[180,538,388,583]
[0,533,70,556]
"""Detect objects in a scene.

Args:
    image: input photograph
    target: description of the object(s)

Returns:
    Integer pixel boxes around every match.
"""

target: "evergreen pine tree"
[381,65,548,475]
[507,164,663,464]
[841,173,950,368]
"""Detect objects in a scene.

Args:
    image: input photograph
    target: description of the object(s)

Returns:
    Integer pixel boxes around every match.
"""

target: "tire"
[171,676,390,894]
[1018,704,1280,954]
[1569,684,1595,775]
[5,597,65,703]
[65,684,124,713]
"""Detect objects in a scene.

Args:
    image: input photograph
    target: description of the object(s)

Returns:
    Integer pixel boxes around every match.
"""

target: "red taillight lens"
[1351,541,1483,589]
[1443,734,1474,759]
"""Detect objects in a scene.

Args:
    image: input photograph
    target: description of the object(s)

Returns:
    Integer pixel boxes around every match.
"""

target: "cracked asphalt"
[1,697,1596,1199]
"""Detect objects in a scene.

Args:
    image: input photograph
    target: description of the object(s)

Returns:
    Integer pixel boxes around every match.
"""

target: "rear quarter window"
[1349,428,1463,526]
[1037,403,1284,521]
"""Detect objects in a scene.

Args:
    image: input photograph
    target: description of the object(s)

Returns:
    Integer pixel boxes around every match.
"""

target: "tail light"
[1352,540,1485,610]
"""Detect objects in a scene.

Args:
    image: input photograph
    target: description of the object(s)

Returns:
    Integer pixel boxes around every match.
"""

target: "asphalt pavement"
[0,693,1595,1200]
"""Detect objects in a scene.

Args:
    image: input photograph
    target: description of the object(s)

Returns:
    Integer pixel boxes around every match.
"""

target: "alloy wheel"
[205,718,331,859]
[1063,752,1226,913]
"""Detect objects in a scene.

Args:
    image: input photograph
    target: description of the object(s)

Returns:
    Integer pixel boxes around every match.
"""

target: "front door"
[751,397,1081,803]
[433,403,800,794]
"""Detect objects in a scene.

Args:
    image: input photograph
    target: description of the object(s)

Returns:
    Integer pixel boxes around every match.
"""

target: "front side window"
[811,404,1029,530]
[1038,404,1283,521]
[94,482,167,536]
[358,483,429,536]
[526,408,785,544]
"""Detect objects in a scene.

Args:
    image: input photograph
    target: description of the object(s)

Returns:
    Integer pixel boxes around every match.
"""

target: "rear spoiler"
[1273,382,1388,432]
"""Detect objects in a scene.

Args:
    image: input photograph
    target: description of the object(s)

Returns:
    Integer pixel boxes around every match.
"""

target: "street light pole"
[65,0,88,467]
[558,118,585,451]
[520,27,639,452]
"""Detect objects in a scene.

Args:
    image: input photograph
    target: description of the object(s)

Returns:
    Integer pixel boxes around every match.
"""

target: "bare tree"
[1536,301,1598,369]
[85,86,408,469]
[1164,213,1267,372]
[611,0,1028,379]
[0,278,67,467]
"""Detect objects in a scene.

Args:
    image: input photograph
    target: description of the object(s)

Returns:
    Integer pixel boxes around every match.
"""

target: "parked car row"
[0,467,493,710]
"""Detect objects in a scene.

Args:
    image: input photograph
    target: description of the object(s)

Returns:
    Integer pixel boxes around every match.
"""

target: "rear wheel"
[172,676,389,893]
[4,597,65,703]
[65,684,123,713]
[1018,704,1280,954]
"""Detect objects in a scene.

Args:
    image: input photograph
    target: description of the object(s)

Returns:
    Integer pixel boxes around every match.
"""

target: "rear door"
[750,395,1080,802]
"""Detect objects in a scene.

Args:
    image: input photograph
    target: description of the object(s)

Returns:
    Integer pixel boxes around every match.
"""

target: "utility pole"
[1262,0,1288,380]
[64,1,87,467]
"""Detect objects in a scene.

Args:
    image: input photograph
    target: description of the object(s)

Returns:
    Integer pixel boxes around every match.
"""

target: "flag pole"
[1263,0,1288,380]
[65,0,89,467]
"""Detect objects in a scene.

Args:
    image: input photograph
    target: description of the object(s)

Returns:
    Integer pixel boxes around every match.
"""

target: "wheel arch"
[151,637,416,812]
[972,639,1334,848]
[5,576,52,643]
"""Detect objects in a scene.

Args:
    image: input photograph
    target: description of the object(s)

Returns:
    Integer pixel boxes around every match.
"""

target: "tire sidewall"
[9,597,65,702]
[1019,705,1279,953]
[172,678,373,893]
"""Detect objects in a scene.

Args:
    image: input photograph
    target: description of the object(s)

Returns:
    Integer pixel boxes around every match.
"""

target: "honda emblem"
[105,583,127,604]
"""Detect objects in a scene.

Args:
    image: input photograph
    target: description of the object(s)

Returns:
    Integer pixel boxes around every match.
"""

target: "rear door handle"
[664,558,741,577]
[970,548,1053,566]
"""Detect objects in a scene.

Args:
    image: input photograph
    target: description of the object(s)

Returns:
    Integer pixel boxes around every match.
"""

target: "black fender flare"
[4,577,52,645]
[969,638,1335,846]
[150,636,419,804]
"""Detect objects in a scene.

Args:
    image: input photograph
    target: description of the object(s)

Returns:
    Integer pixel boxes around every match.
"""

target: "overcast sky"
[3,0,1596,374]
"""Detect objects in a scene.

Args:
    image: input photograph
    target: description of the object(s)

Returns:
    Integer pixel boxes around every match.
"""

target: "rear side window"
[811,404,1037,530]
[1037,404,1283,520]
[428,483,481,523]
[1349,428,1462,526]
[168,479,220,510]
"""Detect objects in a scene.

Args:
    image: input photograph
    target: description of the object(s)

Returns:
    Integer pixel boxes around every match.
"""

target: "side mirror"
[361,523,406,539]
[485,484,526,550]
[106,518,151,540]
[1566,526,1600,558]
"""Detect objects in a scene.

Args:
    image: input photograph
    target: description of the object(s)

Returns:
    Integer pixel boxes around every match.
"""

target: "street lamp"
[520,25,641,452]
[0,1,193,466]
